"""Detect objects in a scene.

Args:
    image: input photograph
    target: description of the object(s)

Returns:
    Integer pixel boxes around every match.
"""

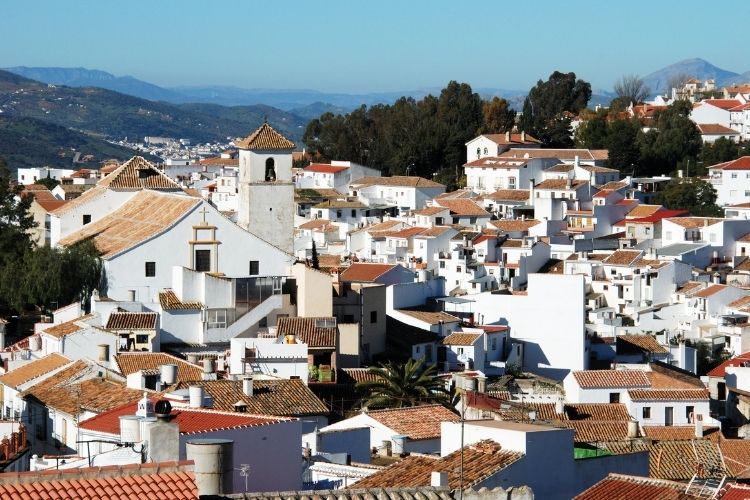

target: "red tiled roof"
[79,398,286,435]
[365,405,460,440]
[0,353,71,389]
[388,227,426,239]
[115,353,202,382]
[628,388,709,401]
[480,132,541,145]
[353,439,524,489]
[435,199,490,217]
[562,420,633,442]
[693,284,727,298]
[617,335,668,354]
[106,312,158,330]
[572,370,651,389]
[0,461,198,500]
[710,156,750,171]
[701,99,743,110]
[235,122,296,150]
[707,352,750,377]
[339,262,398,282]
[276,317,337,348]
[573,473,689,500]
[99,156,181,190]
[698,123,740,135]
[304,163,348,174]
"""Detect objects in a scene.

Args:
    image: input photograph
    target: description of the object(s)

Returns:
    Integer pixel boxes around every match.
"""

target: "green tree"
[357,358,447,409]
[482,97,516,133]
[638,100,702,176]
[36,176,59,190]
[700,137,741,167]
[607,119,642,172]
[575,110,609,149]
[437,81,484,171]
[519,71,591,147]
[654,178,722,217]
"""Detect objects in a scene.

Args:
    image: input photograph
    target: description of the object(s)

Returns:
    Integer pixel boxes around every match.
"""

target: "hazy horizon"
[2,0,745,93]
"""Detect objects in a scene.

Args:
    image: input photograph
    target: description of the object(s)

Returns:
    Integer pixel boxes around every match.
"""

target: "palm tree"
[357,358,447,409]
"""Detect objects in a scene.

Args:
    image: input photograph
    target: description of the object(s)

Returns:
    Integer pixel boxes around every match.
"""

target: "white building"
[707,157,750,207]
[349,176,445,215]
[465,132,541,162]
[17,167,75,185]
[463,157,556,194]
[297,161,380,193]
[236,123,297,254]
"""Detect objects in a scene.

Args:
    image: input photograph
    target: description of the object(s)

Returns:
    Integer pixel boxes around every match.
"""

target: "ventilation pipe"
[186,439,234,496]
[189,385,205,409]
[119,415,141,443]
[202,358,216,381]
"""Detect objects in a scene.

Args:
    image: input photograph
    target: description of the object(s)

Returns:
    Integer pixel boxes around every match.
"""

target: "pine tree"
[311,240,320,270]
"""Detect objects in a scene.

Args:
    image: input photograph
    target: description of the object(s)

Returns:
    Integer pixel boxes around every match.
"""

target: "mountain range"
[641,58,750,95]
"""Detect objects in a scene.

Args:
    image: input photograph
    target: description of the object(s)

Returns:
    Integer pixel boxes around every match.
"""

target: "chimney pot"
[243,376,254,397]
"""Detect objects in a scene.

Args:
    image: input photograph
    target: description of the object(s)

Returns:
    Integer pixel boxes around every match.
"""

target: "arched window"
[265,158,276,181]
[483,147,488,154]
[476,147,481,159]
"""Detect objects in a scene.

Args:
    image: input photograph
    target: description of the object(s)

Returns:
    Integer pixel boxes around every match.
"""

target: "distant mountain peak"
[642,58,741,95]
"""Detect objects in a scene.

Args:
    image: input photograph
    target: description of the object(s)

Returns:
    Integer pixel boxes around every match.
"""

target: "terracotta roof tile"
[572,370,651,389]
[413,206,449,216]
[79,398,287,435]
[642,426,721,442]
[649,439,725,480]
[396,309,460,325]
[41,314,96,338]
[719,438,750,478]
[693,284,727,298]
[481,189,530,202]
[276,317,337,348]
[463,157,530,169]
[602,249,643,266]
[106,312,157,330]
[535,179,589,190]
[235,122,295,150]
[414,226,453,238]
[170,379,328,416]
[480,132,540,145]
[442,333,482,346]
[353,439,523,489]
[159,289,203,310]
[617,335,668,354]
[500,148,608,162]
[115,353,202,383]
[562,421,634,442]
[366,405,460,440]
[338,368,383,384]
[488,219,540,232]
[710,156,750,171]
[25,374,143,415]
[626,204,663,218]
[574,473,692,500]
[435,199,490,217]
[98,156,181,190]
[628,388,709,401]
[707,352,750,377]
[699,123,740,135]
[339,263,399,282]
[351,176,444,188]
[58,191,201,258]
[304,163,348,173]
[665,217,724,228]
[0,353,70,389]
[0,462,198,500]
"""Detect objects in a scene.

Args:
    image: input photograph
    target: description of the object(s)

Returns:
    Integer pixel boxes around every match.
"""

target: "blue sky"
[1,0,744,93]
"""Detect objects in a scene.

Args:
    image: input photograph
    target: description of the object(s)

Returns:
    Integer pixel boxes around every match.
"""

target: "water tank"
[627,419,639,439]
[119,415,141,443]
[203,358,215,373]
[189,385,204,408]
[186,439,234,496]
[160,364,177,385]
[187,354,199,364]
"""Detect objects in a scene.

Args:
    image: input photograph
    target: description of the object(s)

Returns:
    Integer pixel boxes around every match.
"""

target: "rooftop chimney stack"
[243,376,254,397]
[521,131,526,142]
[160,364,177,386]
[505,131,511,142]
[695,413,704,438]
[202,358,217,381]
[186,439,234,496]
[189,385,205,409]
[431,471,448,487]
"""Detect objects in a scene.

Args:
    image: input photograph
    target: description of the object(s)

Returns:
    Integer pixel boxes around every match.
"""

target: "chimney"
[380,440,392,457]
[695,413,704,438]
[187,353,199,364]
[186,439,234,496]
[189,385,205,408]
[529,178,535,207]
[555,399,564,415]
[574,155,580,169]
[677,170,683,178]
[431,471,448,487]
[566,177,572,189]
[392,434,407,455]
[505,131,511,142]
[242,376,254,397]
[98,344,110,362]
[160,364,177,386]
[713,272,721,284]
[476,376,487,394]
[202,358,217,381]
[627,419,639,439]
[521,130,526,142]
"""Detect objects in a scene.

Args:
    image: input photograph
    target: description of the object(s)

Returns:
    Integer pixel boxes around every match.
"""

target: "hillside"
[0,115,155,170]
[643,58,740,95]
[0,70,306,144]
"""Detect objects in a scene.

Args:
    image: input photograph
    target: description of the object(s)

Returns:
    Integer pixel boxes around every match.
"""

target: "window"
[145,261,156,277]
[351,209,356,217]
[136,334,149,344]
[82,214,91,225]
[508,177,516,189]
[732,173,738,179]
[336,210,342,218]
[370,310,378,323]
[609,392,620,403]
[195,249,211,272]
[642,407,651,419]
[491,337,497,350]
[457,347,464,355]
[483,147,488,154]
[457,266,462,272]
[439,261,445,269]
[249,260,259,275]
[343,314,354,323]
[436,217,444,225]
[686,405,695,422]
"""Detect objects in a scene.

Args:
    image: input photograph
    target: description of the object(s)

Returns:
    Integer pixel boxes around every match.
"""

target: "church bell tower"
[236,122,296,254]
